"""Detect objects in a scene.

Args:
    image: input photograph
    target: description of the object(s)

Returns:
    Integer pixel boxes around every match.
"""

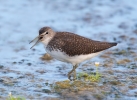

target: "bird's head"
[30,27,55,49]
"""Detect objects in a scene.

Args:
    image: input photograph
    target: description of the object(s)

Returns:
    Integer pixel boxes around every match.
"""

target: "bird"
[30,26,117,81]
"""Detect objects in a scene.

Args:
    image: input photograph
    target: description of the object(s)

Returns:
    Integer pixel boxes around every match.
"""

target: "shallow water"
[0,0,137,99]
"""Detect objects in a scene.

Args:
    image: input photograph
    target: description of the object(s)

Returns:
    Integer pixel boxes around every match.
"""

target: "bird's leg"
[68,64,78,81]
[73,69,76,81]
[73,64,79,80]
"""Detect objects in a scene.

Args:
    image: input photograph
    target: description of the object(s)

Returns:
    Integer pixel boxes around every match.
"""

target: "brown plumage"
[39,27,51,35]
[30,27,118,80]
[47,32,117,56]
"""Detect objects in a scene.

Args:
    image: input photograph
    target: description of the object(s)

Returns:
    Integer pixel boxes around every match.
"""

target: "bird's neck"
[41,32,56,47]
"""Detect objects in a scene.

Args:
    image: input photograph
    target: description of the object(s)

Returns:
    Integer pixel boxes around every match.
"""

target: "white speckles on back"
[46,31,117,56]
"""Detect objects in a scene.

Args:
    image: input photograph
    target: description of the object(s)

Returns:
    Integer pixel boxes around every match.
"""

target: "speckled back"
[47,32,117,56]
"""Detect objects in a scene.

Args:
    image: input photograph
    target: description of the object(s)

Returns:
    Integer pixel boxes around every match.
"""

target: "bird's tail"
[110,42,117,46]
[93,42,117,52]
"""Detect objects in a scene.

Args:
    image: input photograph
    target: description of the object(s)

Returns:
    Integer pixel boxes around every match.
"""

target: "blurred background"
[0,0,137,99]
[0,0,137,52]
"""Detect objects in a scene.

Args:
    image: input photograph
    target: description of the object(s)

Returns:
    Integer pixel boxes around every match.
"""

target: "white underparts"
[46,49,101,66]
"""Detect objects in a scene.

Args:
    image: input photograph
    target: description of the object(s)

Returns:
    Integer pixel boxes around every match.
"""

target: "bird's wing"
[48,32,117,56]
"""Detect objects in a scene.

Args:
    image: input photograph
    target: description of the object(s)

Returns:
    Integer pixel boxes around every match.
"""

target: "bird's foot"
[68,64,78,81]
[68,73,77,81]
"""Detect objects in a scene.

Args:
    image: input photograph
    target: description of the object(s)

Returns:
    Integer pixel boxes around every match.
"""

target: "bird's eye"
[46,32,48,34]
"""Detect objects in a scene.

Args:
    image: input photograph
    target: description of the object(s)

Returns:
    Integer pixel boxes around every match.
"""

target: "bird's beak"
[29,36,40,49]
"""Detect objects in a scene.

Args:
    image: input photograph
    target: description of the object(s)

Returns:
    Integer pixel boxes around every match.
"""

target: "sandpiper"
[30,27,117,80]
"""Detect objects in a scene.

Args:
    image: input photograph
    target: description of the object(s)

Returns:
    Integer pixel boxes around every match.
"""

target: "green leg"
[68,64,78,81]
[73,69,76,81]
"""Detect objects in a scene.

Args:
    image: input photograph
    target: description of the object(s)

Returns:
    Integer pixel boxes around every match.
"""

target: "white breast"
[46,49,101,66]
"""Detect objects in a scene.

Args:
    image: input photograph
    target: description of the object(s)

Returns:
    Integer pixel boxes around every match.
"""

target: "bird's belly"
[46,49,101,65]
[47,50,69,62]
